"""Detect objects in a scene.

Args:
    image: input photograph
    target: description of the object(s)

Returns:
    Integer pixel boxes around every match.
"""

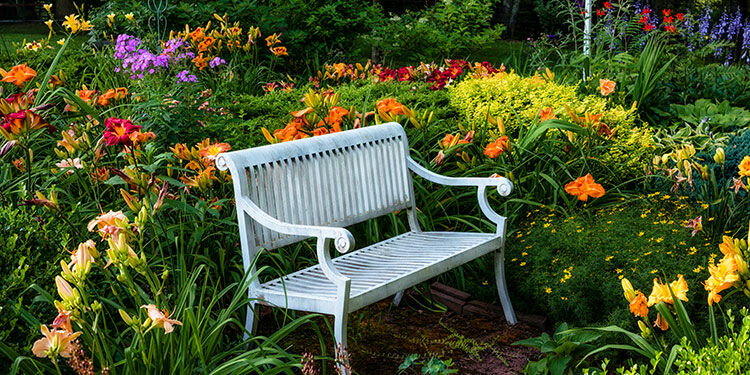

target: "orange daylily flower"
[141,304,183,334]
[274,118,308,142]
[539,107,556,122]
[1,110,53,141]
[654,313,669,331]
[76,88,97,103]
[1,63,37,87]
[265,33,281,46]
[313,127,329,136]
[441,133,469,149]
[739,156,750,177]
[629,292,649,318]
[599,79,616,96]
[564,174,605,201]
[271,46,288,56]
[483,136,510,158]
[376,98,406,116]
[705,255,739,305]
[32,325,81,359]
[647,275,688,306]
[199,142,231,160]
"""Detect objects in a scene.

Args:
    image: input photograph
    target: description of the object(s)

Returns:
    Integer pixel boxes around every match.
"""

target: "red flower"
[665,24,676,33]
[676,13,685,21]
[643,23,656,31]
[640,8,651,15]
[597,9,607,16]
[103,117,140,146]
[603,2,612,9]
[662,9,671,17]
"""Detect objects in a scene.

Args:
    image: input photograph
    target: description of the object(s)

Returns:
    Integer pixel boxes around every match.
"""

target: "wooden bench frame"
[216,122,516,363]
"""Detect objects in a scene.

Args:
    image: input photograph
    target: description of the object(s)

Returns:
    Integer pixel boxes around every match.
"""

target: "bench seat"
[257,231,501,313]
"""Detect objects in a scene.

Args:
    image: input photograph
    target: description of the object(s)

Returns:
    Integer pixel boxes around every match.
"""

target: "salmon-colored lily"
[141,304,183,334]
[31,325,81,359]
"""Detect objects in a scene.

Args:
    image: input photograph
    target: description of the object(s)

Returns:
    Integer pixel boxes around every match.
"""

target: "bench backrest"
[216,122,414,250]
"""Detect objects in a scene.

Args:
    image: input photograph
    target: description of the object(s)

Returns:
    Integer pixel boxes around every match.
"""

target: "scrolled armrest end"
[215,154,230,171]
[496,179,513,197]
[334,230,355,253]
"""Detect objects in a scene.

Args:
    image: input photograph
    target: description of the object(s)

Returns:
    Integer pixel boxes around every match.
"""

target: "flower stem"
[25,146,33,197]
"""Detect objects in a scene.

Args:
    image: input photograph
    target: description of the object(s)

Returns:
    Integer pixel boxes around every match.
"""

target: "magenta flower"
[685,216,703,237]
[103,117,140,146]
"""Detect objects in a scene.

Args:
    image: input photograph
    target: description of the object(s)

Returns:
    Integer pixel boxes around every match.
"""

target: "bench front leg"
[317,237,352,372]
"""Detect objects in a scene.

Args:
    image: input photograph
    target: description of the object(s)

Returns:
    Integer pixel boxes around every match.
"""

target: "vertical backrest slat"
[381,138,397,207]
[343,146,357,219]
[396,136,410,202]
[325,150,342,223]
[292,156,305,225]
[223,123,414,250]
[374,141,387,210]
[352,144,367,215]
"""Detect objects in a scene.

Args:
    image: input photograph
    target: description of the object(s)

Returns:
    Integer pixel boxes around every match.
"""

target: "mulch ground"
[256,284,545,374]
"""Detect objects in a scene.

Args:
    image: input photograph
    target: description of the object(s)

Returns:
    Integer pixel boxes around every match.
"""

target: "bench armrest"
[407,157,511,235]
[237,198,353,285]
[406,157,513,196]
[237,198,355,253]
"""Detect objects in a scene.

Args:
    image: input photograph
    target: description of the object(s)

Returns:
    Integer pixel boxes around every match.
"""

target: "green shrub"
[504,195,715,328]
[585,309,750,375]
[668,63,750,109]
[367,0,505,63]
[0,206,69,367]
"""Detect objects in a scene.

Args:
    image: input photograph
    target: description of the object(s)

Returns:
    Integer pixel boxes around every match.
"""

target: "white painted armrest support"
[407,157,512,230]
[236,198,353,284]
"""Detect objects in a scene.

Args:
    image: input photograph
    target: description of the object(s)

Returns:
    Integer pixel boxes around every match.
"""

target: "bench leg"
[243,302,258,340]
[392,290,405,306]
[495,249,518,324]
[334,310,350,374]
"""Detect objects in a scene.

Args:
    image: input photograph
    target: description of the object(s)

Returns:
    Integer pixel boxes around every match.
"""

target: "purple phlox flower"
[176,70,198,83]
[209,57,226,68]
[742,20,750,63]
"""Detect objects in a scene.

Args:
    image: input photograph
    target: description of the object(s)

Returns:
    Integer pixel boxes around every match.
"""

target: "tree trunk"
[502,0,521,37]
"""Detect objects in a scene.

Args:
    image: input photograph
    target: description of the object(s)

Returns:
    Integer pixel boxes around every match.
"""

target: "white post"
[583,0,592,80]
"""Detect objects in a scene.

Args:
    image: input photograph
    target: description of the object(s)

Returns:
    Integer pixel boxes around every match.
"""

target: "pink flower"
[55,158,84,172]
[141,304,182,333]
[685,216,702,237]
[87,210,129,241]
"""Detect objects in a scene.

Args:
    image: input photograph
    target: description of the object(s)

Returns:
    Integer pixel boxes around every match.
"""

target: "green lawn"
[0,22,48,50]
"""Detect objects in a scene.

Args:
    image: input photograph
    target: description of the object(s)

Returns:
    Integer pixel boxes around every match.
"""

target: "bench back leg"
[494,248,517,324]
[243,301,259,340]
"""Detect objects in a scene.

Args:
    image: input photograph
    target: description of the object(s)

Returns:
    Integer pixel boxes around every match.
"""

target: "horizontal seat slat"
[256,231,501,312]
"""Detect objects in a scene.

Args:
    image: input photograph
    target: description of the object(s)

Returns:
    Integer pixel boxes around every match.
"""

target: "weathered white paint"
[217,122,517,363]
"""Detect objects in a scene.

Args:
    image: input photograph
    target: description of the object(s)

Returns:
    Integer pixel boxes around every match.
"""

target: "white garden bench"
[216,122,516,357]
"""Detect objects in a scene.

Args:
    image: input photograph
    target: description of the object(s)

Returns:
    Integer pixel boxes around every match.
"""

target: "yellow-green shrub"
[449,72,636,133]
[449,72,648,176]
